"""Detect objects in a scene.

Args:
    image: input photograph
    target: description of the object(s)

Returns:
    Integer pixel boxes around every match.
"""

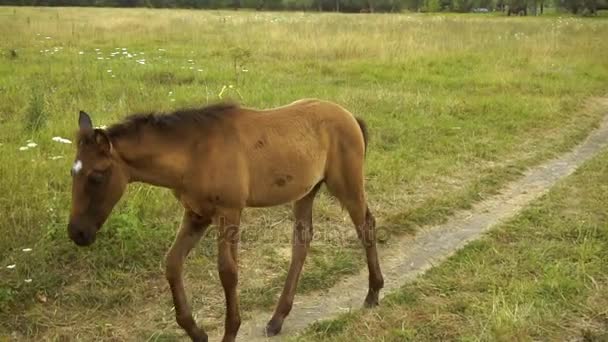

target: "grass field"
[1,7,607,340]
[297,149,608,342]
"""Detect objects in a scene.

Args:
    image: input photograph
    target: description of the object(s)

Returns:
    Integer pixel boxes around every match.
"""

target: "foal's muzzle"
[68,223,97,247]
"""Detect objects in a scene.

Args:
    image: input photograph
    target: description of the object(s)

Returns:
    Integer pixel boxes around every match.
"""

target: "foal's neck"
[111,131,190,190]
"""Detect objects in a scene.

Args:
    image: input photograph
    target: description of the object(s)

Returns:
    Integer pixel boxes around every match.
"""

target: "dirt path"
[223,101,608,342]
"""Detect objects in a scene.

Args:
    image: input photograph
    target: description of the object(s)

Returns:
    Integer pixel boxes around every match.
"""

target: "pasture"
[1,7,607,340]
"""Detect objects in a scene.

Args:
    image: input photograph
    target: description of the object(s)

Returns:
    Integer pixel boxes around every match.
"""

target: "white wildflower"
[6,264,16,269]
[27,142,37,148]
[22,248,32,252]
[24,279,32,283]
[52,137,72,144]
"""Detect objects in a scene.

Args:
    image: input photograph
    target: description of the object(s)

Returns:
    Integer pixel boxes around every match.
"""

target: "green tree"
[424,0,440,11]
[453,0,473,11]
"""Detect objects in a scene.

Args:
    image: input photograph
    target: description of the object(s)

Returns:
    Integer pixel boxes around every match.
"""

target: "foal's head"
[67,111,128,246]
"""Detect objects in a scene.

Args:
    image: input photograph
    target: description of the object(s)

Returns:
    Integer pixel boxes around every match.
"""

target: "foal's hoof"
[190,329,208,342]
[364,291,379,308]
[192,334,208,342]
[264,319,283,337]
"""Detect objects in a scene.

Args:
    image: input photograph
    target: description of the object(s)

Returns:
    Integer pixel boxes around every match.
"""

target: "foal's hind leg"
[265,183,322,336]
[325,166,384,307]
[166,210,211,342]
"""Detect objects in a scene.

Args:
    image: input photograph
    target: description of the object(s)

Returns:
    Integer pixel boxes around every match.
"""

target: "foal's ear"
[94,129,112,154]
[79,111,93,131]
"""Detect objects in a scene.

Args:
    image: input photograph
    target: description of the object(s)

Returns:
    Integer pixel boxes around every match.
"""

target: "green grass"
[0,7,607,340]
[297,149,608,341]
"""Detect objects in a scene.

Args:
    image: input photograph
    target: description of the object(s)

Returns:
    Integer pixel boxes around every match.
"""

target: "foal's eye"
[88,172,104,185]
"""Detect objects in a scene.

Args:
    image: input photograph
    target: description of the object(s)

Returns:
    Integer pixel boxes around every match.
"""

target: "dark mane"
[106,102,239,138]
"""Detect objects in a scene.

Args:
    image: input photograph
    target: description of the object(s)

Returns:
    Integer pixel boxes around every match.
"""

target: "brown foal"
[67,98,384,341]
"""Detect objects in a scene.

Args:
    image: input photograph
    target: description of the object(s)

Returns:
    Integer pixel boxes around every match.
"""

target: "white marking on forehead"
[72,160,83,174]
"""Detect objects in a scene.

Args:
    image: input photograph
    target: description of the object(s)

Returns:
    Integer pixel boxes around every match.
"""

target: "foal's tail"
[355,117,369,155]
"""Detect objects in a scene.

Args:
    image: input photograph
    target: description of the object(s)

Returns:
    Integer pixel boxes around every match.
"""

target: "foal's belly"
[245,174,322,207]
[244,152,325,208]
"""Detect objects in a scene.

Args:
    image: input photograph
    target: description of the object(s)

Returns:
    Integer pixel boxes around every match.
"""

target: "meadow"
[0,7,607,340]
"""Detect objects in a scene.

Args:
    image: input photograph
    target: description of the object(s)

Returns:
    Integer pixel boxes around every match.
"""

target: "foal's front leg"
[215,209,242,342]
[165,210,211,342]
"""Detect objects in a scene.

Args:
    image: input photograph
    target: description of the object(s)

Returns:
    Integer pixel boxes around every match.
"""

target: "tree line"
[0,0,605,15]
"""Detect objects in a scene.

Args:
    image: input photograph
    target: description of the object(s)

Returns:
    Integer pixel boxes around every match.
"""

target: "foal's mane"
[106,102,239,138]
